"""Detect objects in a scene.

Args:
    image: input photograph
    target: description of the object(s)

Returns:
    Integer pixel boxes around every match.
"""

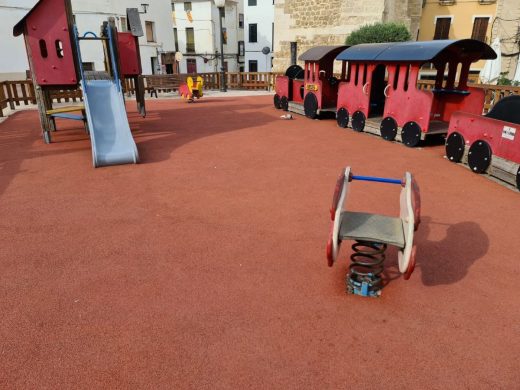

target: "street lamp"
[214,0,227,92]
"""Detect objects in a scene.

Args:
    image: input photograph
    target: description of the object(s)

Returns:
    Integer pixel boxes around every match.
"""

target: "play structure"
[13,0,145,167]
[179,76,204,102]
[274,45,348,117]
[446,95,520,190]
[275,40,496,147]
[326,167,421,297]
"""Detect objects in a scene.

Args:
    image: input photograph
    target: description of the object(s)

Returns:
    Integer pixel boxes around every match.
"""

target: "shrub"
[346,22,412,45]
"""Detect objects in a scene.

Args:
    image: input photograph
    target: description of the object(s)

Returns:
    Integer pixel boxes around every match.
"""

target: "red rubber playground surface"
[0,96,518,388]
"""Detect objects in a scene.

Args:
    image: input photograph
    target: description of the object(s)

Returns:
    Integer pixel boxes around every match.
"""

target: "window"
[120,17,128,32]
[249,60,258,72]
[145,21,156,42]
[186,27,195,52]
[248,0,257,5]
[249,23,257,43]
[55,40,64,58]
[222,28,227,44]
[173,28,179,52]
[290,42,297,65]
[171,0,175,11]
[82,62,95,71]
[39,39,48,58]
[434,17,451,40]
[238,41,245,56]
[151,57,159,74]
[184,2,192,11]
[472,17,490,42]
[239,13,244,28]
[187,58,197,73]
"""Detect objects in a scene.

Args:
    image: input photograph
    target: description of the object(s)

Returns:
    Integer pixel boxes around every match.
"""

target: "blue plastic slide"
[82,79,139,167]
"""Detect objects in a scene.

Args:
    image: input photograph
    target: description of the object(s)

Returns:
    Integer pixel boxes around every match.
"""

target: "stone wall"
[273,0,423,72]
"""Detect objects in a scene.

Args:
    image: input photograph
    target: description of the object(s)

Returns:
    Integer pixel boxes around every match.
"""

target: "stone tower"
[273,0,423,72]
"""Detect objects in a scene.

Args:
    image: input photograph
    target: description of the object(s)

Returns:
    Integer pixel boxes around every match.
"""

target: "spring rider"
[179,76,204,102]
[326,167,421,297]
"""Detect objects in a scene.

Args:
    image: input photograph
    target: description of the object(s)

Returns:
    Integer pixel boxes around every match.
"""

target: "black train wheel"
[401,121,422,147]
[467,140,492,174]
[274,94,281,109]
[351,111,366,132]
[445,132,465,163]
[336,107,349,128]
[280,96,289,111]
[516,167,520,191]
[304,92,318,119]
[380,117,398,141]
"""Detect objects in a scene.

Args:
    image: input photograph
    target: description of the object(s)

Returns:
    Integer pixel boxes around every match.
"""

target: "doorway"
[369,64,388,118]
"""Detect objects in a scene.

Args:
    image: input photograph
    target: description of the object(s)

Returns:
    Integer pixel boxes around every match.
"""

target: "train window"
[354,64,359,86]
[346,62,351,82]
[393,65,400,90]
[306,63,310,81]
[441,63,449,88]
[455,63,462,88]
[362,64,367,85]
[404,65,410,91]
[39,39,48,58]
[313,63,316,82]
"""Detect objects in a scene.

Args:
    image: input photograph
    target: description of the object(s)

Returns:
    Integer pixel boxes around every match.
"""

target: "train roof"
[336,39,497,63]
[299,45,349,62]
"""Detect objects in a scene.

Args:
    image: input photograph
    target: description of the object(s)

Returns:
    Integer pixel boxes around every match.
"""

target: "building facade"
[418,0,520,80]
[494,0,520,79]
[272,0,423,72]
[418,0,498,77]
[172,0,244,74]
[244,0,274,72]
[0,0,177,79]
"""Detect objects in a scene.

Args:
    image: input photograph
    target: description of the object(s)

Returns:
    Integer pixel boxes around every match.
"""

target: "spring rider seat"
[326,167,421,297]
[179,76,204,102]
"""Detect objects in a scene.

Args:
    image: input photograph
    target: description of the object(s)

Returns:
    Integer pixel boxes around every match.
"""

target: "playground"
[0,95,518,388]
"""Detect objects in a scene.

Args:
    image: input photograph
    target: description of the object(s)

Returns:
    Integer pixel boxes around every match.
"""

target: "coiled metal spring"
[347,240,387,297]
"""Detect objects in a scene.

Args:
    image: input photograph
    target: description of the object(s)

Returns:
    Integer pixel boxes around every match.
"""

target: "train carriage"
[274,45,348,117]
[335,39,496,147]
[446,95,520,190]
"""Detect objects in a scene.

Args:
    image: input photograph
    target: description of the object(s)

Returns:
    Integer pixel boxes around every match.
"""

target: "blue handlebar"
[82,31,98,38]
[351,175,402,185]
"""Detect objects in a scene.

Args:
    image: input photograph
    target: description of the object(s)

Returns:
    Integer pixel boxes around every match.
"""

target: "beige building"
[418,0,498,76]
[418,0,520,79]
[272,0,423,72]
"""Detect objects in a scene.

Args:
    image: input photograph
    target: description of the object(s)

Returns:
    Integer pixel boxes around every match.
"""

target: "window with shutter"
[434,17,451,40]
[471,17,490,42]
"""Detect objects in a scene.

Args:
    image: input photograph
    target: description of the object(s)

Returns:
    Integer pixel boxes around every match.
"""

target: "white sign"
[502,126,516,141]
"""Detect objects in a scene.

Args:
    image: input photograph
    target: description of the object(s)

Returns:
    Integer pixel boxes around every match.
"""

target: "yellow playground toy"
[179,76,204,102]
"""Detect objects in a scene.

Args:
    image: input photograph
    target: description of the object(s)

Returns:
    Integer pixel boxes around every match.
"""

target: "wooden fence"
[2,73,520,117]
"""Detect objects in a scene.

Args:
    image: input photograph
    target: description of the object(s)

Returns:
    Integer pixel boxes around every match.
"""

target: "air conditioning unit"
[478,0,497,4]
[439,0,455,5]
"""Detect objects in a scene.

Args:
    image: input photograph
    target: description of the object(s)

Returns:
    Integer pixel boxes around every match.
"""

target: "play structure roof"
[336,39,497,62]
[299,45,349,62]
[13,0,44,36]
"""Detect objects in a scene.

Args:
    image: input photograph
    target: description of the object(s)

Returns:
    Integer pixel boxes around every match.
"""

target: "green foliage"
[345,22,412,45]
[497,72,520,86]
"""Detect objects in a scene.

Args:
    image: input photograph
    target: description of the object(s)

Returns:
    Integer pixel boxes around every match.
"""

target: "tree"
[345,22,412,46]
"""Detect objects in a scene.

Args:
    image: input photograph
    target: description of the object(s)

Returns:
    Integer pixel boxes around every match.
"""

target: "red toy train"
[275,40,520,190]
